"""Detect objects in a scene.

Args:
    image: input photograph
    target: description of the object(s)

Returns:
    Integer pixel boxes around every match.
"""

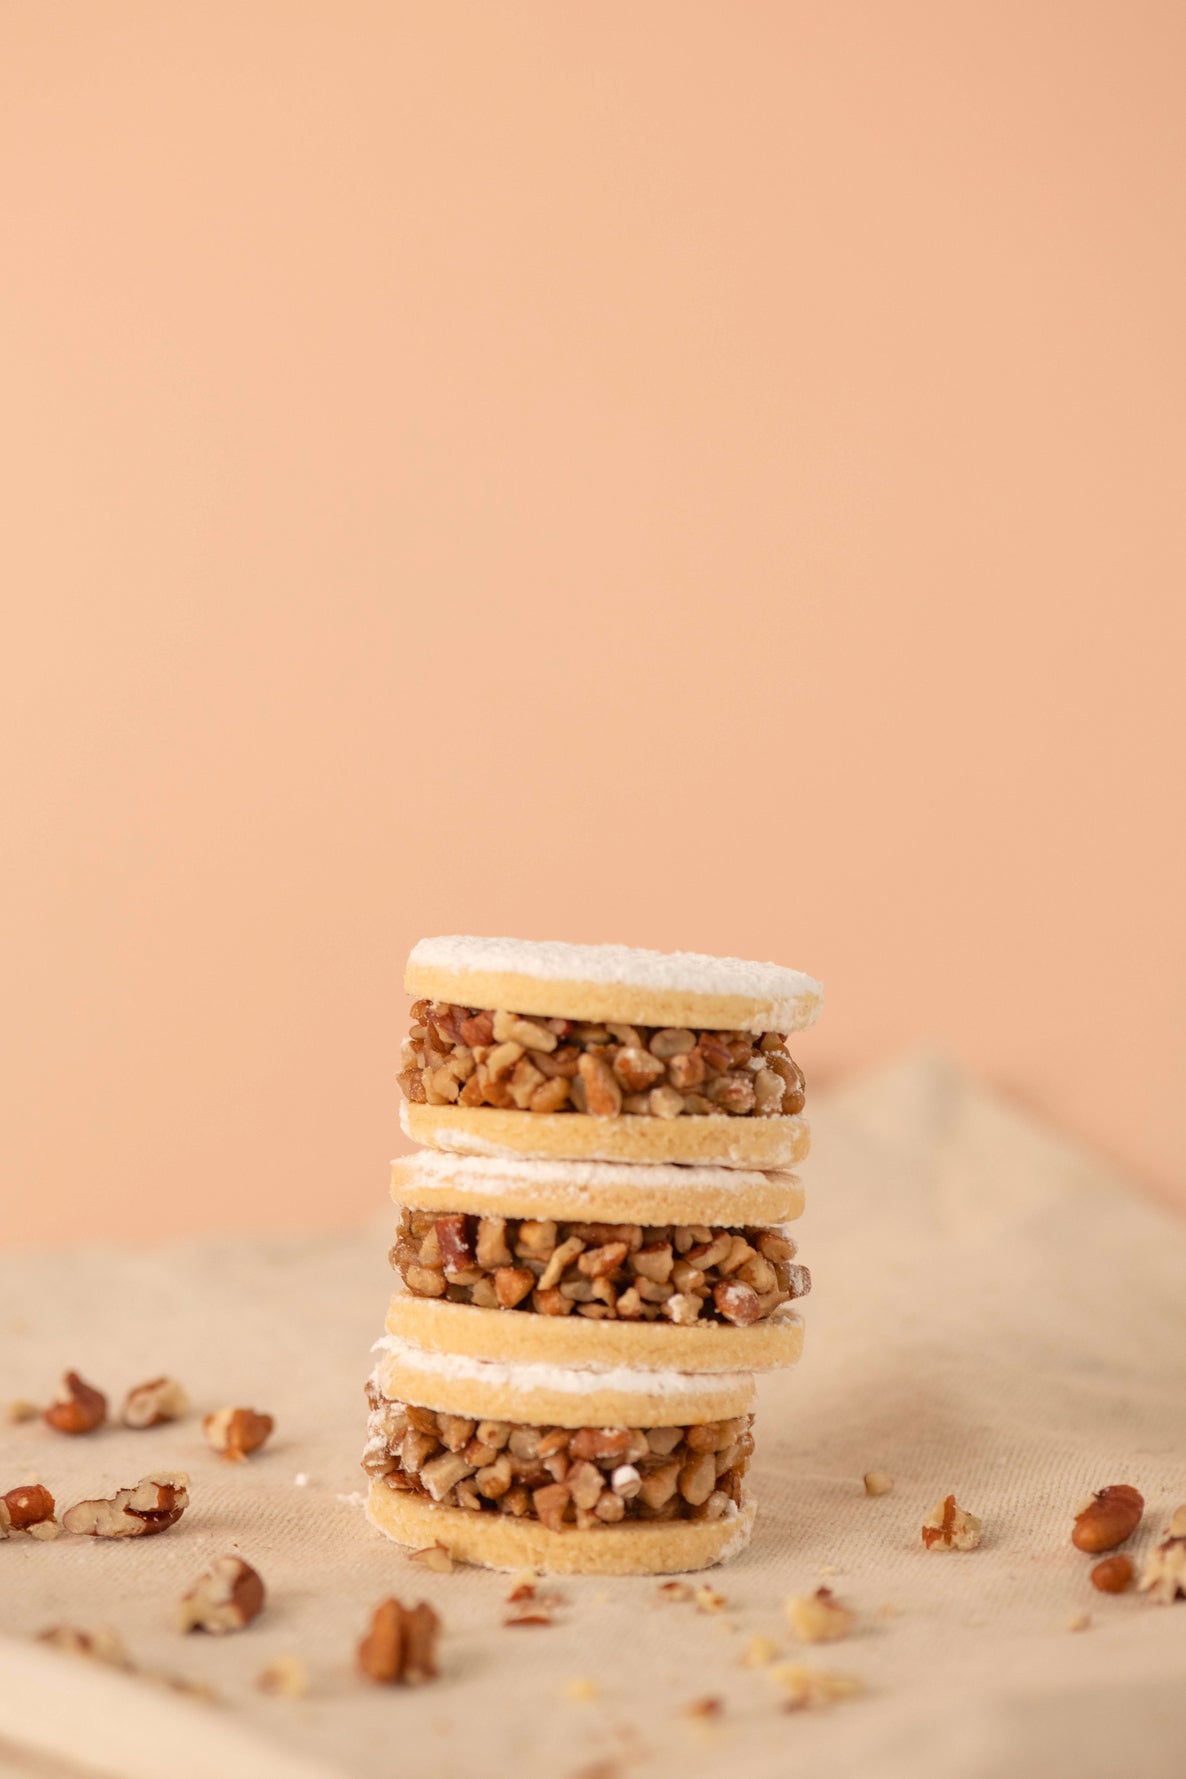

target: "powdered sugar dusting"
[371,1342,753,1401]
[408,935,822,1031]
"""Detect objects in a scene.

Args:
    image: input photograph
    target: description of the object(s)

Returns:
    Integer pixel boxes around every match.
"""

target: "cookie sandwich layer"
[405,935,823,1035]
[402,1101,809,1168]
[366,1481,755,1575]
[385,1292,805,1372]
[390,1152,805,1227]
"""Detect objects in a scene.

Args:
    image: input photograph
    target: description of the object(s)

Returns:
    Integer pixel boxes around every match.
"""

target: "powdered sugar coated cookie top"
[407,935,822,1033]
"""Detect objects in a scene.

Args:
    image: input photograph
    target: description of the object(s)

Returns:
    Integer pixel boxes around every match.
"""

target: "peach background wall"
[2,2,1184,1245]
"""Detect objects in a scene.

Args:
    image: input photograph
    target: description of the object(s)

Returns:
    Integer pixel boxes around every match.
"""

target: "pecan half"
[358,1598,441,1684]
[62,1473,190,1538]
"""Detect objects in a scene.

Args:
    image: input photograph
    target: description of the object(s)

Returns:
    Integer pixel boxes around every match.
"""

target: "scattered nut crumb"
[408,1543,455,1573]
[1090,1554,1135,1594]
[922,1494,982,1551]
[178,1556,266,1633]
[44,1372,107,1436]
[1072,1485,1143,1552]
[1138,1537,1186,1604]
[1167,1505,1186,1539]
[38,1626,130,1669]
[684,1696,722,1718]
[769,1662,864,1710]
[61,1473,189,1538]
[863,1471,894,1497]
[293,1473,310,1487]
[1066,1612,1092,1633]
[5,1400,39,1424]
[564,1677,601,1702]
[878,1603,899,1618]
[121,1376,189,1429]
[0,1484,58,1540]
[817,1563,838,1577]
[741,1634,780,1667]
[658,1580,692,1603]
[786,1587,855,1644]
[694,1585,726,1614]
[203,1406,274,1462]
[358,1598,441,1684]
[257,1656,310,1698]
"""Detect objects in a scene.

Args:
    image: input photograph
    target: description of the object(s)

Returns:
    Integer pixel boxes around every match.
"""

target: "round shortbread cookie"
[389,1150,804,1226]
[366,1478,755,1574]
[406,935,822,1035]
[372,1337,755,1428]
[385,1292,804,1373]
[401,1102,810,1170]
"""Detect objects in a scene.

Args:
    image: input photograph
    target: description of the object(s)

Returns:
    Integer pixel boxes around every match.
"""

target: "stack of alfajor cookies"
[363,936,821,1575]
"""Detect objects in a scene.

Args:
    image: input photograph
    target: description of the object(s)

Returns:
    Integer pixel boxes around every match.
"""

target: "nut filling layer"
[399,1001,806,1120]
[363,1386,753,1528]
[391,1211,810,1326]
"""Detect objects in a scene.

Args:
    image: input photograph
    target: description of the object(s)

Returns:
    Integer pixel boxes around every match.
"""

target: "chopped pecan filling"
[391,1211,810,1326]
[363,1384,753,1527]
[398,1001,806,1119]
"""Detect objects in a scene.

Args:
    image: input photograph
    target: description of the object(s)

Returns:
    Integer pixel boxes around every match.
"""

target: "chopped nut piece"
[769,1662,864,1710]
[786,1587,855,1644]
[178,1556,266,1633]
[494,1267,536,1308]
[741,1634,780,1667]
[121,1376,190,1429]
[38,1626,131,1668]
[863,1471,894,1497]
[1090,1554,1134,1593]
[578,1053,623,1117]
[408,1542,456,1572]
[358,1598,441,1683]
[62,1473,190,1538]
[658,1581,692,1602]
[203,1406,274,1461]
[44,1371,107,1436]
[0,1483,57,1538]
[5,1400,39,1424]
[694,1585,726,1614]
[257,1656,310,1697]
[921,1494,982,1551]
[1072,1484,1144,1552]
[564,1676,601,1702]
[1138,1536,1186,1604]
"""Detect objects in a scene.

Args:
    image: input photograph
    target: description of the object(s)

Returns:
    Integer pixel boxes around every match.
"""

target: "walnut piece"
[1138,1536,1186,1604]
[178,1556,266,1633]
[358,1598,441,1683]
[786,1587,855,1644]
[61,1473,190,1538]
[769,1662,864,1710]
[121,1376,189,1429]
[863,1471,894,1497]
[203,1406,274,1461]
[921,1494,982,1551]
[0,1483,58,1540]
[44,1372,107,1436]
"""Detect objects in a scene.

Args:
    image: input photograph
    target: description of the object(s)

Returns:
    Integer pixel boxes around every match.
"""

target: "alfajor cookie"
[387,1152,810,1370]
[364,1340,756,1574]
[399,935,820,1168]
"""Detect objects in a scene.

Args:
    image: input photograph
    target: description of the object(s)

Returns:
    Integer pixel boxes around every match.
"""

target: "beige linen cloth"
[2,1052,1185,1779]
